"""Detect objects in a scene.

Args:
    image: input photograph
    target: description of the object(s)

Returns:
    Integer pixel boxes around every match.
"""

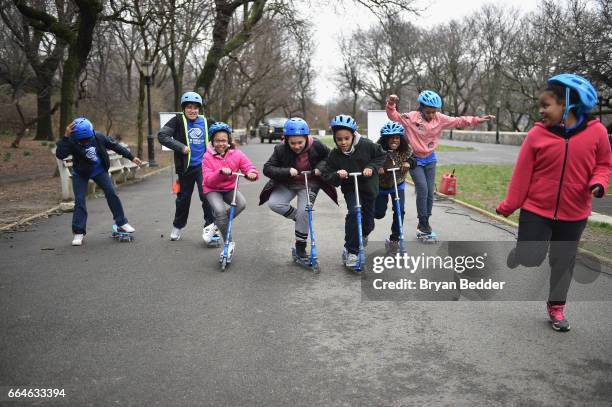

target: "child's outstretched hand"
[64,122,75,138]
[289,168,299,177]
[363,168,373,177]
[182,146,191,154]
[378,168,385,175]
[337,169,348,179]
[246,172,257,181]
[219,167,232,175]
[477,115,496,123]
[388,94,399,104]
[132,157,142,166]
[314,168,321,176]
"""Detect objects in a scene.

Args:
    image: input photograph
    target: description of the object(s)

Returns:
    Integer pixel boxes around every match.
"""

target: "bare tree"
[0,0,67,141]
[354,16,420,108]
[335,36,363,118]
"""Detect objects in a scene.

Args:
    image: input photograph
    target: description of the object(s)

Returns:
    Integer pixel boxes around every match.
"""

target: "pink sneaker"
[547,302,570,332]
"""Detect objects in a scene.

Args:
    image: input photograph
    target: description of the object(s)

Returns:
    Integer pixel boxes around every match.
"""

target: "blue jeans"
[374,188,405,241]
[409,163,436,221]
[72,171,127,234]
[344,192,375,254]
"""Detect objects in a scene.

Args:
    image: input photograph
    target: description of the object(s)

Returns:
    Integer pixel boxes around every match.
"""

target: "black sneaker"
[423,219,433,234]
[507,247,519,269]
[417,221,428,234]
[295,241,308,259]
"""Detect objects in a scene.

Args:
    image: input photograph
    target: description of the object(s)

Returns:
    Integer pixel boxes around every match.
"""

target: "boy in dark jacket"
[259,118,338,260]
[322,114,386,267]
[157,91,215,242]
[55,117,141,246]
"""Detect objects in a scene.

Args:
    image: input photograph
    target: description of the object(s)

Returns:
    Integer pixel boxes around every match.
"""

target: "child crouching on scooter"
[259,118,338,269]
[202,122,258,263]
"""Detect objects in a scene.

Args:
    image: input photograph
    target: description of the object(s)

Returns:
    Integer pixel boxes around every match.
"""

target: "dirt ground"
[0,135,171,228]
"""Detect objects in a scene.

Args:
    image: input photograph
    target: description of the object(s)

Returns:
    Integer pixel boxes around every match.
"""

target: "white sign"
[159,112,181,151]
[367,110,389,144]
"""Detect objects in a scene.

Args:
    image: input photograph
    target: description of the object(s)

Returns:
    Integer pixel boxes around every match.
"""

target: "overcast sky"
[302,0,541,104]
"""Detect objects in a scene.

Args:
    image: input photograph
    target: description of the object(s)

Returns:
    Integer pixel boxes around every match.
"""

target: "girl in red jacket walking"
[497,74,611,332]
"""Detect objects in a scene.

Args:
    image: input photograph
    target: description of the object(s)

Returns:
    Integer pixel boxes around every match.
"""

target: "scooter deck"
[112,225,134,242]
[291,248,320,273]
[416,231,438,243]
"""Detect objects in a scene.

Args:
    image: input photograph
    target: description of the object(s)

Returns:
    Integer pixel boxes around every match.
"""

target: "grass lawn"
[437,164,612,260]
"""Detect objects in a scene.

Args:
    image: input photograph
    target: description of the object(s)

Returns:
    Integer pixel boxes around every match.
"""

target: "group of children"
[58,74,610,332]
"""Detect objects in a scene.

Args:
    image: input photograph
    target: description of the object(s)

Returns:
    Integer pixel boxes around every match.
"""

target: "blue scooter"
[342,172,366,272]
[220,172,244,271]
[386,167,406,255]
[291,171,320,273]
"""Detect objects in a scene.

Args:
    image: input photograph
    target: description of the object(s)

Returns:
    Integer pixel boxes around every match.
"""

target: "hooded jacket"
[202,144,259,194]
[322,136,386,197]
[56,132,134,178]
[496,119,611,221]
[259,136,338,205]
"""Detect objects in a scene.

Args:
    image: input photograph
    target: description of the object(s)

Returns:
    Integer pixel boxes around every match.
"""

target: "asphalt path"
[1,140,611,406]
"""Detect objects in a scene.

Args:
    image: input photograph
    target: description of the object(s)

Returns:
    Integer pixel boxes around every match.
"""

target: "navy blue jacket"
[56,132,134,178]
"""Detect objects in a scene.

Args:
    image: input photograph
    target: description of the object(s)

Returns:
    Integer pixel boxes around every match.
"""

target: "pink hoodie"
[202,144,259,193]
[386,101,481,158]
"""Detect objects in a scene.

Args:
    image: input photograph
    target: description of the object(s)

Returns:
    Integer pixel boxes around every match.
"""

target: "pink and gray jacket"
[386,100,481,158]
[202,145,259,193]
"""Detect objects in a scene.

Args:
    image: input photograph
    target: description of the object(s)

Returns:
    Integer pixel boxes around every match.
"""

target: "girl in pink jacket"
[202,122,259,259]
[386,90,494,236]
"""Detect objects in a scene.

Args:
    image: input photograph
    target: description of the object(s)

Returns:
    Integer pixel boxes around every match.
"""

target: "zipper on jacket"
[553,138,570,220]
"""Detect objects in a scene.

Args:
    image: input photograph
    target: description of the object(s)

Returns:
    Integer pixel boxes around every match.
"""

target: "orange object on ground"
[439,169,457,195]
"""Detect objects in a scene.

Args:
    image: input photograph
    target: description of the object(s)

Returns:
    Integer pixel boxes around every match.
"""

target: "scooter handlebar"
[231,172,245,177]
[386,167,400,172]
[348,172,362,177]
[300,171,312,175]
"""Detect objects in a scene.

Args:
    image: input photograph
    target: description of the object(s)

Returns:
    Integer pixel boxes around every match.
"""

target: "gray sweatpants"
[205,191,246,242]
[268,184,318,242]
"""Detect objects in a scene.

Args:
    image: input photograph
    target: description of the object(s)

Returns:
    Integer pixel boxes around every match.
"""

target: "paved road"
[1,140,611,406]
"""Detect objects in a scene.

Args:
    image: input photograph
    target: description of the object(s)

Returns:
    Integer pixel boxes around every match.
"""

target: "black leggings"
[515,209,587,304]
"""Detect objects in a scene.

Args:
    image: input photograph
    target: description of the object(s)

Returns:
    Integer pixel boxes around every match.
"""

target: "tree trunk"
[137,73,145,159]
[195,0,266,98]
[34,89,54,141]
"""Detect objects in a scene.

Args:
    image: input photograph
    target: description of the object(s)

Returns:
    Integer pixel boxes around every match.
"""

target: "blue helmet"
[380,121,404,137]
[71,117,94,140]
[330,114,357,133]
[547,74,598,118]
[181,91,204,108]
[284,117,310,136]
[417,90,442,109]
[208,122,232,139]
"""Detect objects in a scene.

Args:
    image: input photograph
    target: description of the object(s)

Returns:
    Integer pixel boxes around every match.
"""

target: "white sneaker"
[345,253,359,267]
[202,223,219,243]
[118,223,135,233]
[72,234,84,246]
[170,227,181,241]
